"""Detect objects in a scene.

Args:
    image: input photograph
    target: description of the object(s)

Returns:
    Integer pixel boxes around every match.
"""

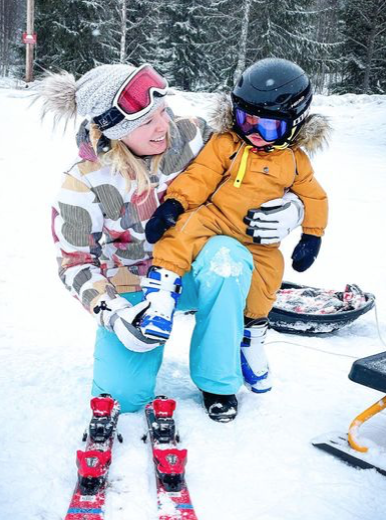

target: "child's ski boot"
[139,266,182,341]
[241,317,272,393]
[202,391,238,423]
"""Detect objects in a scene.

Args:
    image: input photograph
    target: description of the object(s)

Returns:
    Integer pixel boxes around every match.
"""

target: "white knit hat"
[35,64,167,140]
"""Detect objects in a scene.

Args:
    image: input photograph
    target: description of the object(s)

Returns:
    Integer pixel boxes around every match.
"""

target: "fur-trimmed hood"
[207,93,332,155]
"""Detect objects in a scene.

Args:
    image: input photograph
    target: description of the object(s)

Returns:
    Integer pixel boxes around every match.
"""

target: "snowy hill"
[1,87,386,520]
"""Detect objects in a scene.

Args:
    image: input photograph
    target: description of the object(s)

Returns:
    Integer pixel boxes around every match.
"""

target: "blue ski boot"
[139,266,182,341]
[241,318,272,393]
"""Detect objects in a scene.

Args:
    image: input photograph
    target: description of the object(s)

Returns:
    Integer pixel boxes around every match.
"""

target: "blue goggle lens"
[235,108,289,142]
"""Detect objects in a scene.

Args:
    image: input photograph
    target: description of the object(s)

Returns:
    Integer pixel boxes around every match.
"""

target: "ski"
[65,394,122,520]
[144,396,198,520]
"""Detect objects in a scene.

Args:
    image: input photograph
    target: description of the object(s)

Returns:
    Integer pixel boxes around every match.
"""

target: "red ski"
[144,397,198,520]
[65,395,122,520]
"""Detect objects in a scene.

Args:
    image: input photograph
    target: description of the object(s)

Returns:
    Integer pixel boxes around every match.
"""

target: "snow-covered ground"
[1,85,386,520]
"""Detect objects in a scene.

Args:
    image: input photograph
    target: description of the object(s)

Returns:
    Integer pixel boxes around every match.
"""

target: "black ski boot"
[201,391,238,423]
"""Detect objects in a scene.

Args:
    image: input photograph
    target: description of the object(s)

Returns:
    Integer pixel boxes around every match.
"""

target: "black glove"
[145,199,184,244]
[291,234,321,272]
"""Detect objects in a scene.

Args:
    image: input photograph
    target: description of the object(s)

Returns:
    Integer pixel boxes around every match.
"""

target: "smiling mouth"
[151,136,166,143]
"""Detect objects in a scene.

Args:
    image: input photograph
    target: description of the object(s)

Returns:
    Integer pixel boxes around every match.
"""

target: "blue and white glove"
[93,295,161,352]
[291,234,322,272]
[244,193,304,244]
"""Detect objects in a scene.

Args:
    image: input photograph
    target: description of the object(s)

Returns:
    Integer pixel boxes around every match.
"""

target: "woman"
[37,63,304,422]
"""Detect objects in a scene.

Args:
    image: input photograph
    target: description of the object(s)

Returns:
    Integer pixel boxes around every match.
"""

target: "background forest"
[1,0,386,94]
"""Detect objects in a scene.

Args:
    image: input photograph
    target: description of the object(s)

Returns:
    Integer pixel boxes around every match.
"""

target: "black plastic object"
[349,352,386,392]
[268,281,375,336]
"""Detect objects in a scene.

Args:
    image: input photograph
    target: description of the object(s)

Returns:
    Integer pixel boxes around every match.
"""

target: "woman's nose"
[155,113,170,132]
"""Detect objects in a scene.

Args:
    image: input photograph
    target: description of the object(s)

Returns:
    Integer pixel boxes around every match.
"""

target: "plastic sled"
[312,351,386,476]
[268,281,375,335]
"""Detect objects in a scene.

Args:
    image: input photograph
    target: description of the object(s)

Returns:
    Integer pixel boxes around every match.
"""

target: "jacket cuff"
[164,193,189,211]
[302,227,324,237]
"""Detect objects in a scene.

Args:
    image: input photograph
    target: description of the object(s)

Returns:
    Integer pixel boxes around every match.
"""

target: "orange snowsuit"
[152,131,328,319]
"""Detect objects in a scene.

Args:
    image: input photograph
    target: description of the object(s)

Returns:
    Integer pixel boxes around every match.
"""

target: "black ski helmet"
[232,58,312,146]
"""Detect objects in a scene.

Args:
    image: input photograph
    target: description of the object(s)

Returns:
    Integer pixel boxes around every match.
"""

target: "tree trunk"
[363,23,376,93]
[120,0,127,63]
[233,0,251,84]
[0,0,21,76]
[362,0,386,93]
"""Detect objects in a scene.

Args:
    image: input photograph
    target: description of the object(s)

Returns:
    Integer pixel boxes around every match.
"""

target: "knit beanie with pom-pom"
[35,64,167,140]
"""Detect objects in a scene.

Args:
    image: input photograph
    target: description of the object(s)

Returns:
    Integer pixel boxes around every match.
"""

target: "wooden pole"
[25,0,35,82]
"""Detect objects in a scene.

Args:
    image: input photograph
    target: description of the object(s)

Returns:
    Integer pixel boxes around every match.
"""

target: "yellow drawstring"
[271,127,297,151]
[233,128,297,187]
[233,145,252,188]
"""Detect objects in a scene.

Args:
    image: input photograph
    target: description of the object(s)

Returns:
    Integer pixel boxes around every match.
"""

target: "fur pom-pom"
[31,71,77,127]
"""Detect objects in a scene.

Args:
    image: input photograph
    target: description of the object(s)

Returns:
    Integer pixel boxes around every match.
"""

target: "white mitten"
[93,295,161,353]
[245,193,304,244]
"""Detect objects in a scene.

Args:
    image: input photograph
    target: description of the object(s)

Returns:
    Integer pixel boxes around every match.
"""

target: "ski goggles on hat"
[234,108,290,142]
[93,64,168,132]
[113,64,168,120]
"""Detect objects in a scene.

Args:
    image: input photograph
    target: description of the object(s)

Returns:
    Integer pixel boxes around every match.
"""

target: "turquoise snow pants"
[92,236,254,413]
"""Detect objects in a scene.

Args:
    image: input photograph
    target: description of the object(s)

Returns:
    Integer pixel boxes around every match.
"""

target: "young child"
[140,58,329,395]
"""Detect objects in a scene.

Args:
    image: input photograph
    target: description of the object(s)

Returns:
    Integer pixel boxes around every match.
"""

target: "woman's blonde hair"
[90,124,169,199]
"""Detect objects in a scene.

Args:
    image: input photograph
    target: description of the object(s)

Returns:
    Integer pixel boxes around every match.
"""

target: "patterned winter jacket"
[52,114,212,313]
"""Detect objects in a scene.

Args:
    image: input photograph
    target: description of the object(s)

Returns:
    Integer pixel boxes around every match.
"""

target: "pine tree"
[185,0,341,91]
[311,0,344,94]
[0,0,24,76]
[165,0,207,90]
[128,1,173,71]
[136,0,214,91]
[245,0,341,80]
[35,0,120,76]
[336,0,386,93]
[9,0,375,95]
[193,0,244,90]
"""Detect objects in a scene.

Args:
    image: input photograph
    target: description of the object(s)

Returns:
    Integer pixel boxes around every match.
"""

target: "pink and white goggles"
[113,64,168,120]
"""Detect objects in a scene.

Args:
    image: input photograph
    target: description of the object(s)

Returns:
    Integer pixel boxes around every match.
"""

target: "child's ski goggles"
[234,108,290,142]
[94,64,168,132]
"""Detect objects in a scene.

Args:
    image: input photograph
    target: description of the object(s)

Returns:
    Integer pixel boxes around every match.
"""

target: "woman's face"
[121,103,170,156]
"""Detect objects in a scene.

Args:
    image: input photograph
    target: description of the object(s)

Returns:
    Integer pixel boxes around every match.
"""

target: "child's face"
[246,133,274,148]
[236,112,277,147]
